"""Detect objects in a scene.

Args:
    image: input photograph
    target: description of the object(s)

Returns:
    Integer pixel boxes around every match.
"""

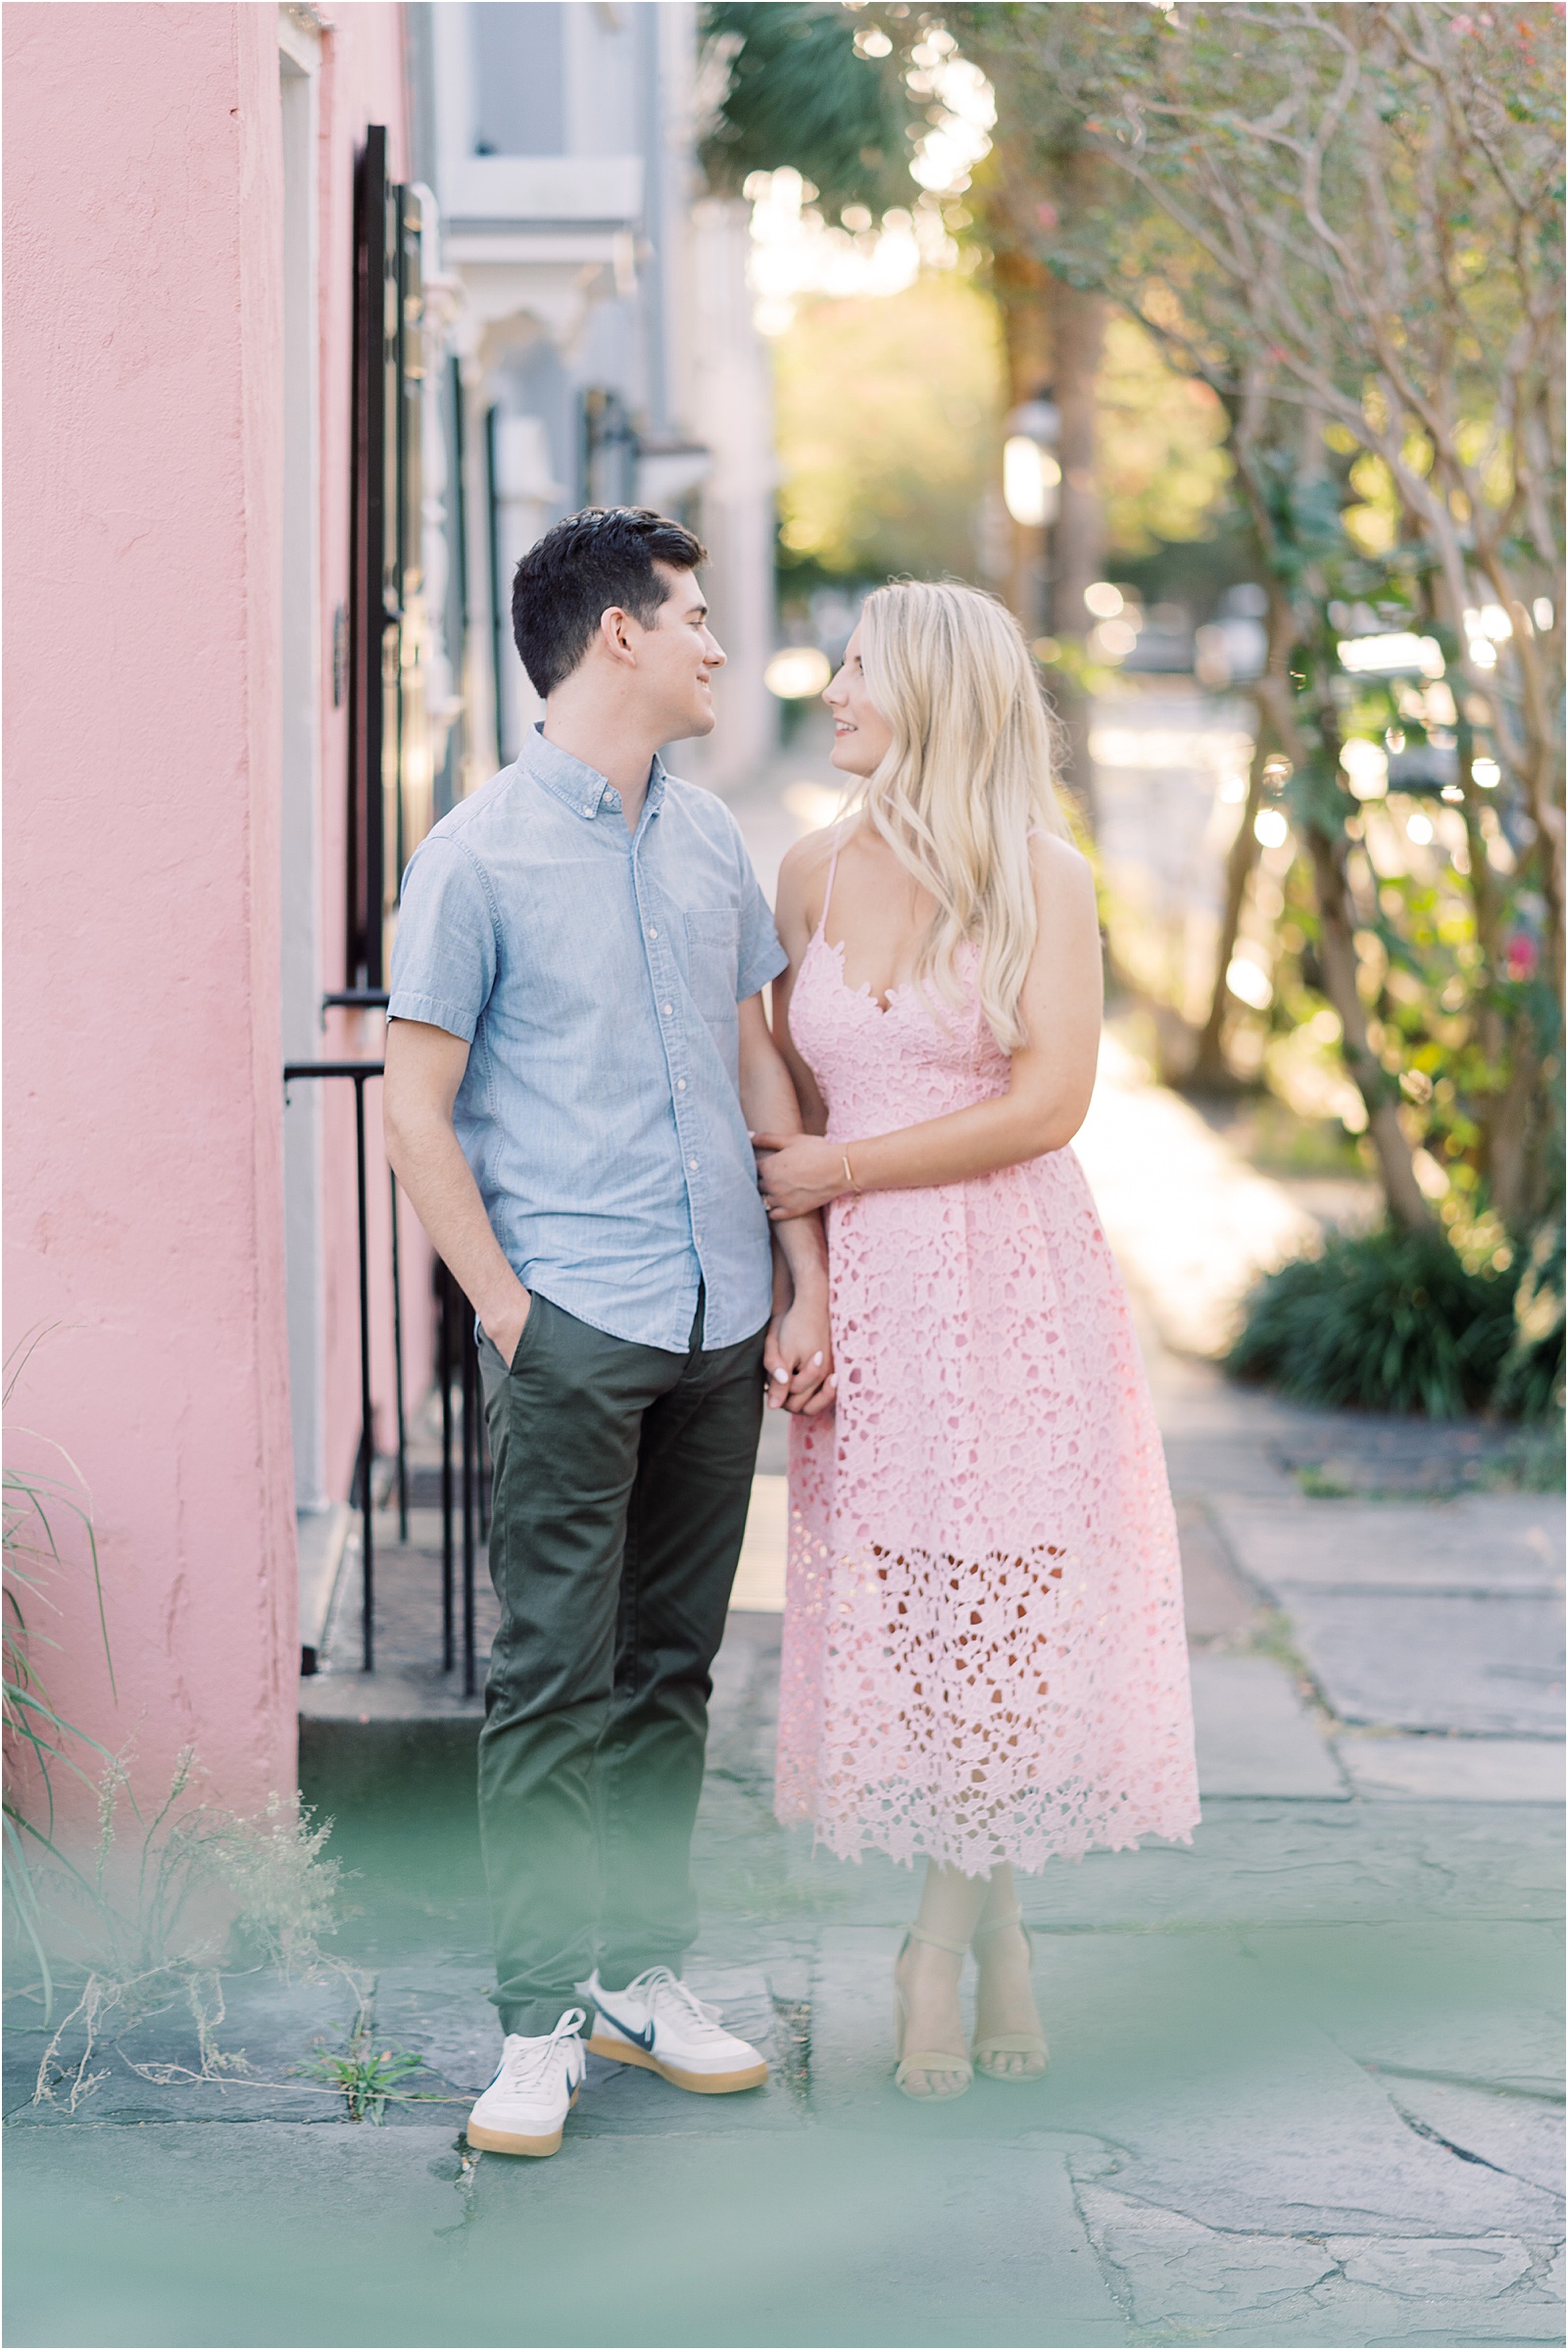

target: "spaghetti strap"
[818,838,843,934]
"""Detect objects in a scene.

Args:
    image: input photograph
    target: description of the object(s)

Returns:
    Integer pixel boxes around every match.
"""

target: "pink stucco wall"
[3,2,417,1825]
[308,6,430,1512]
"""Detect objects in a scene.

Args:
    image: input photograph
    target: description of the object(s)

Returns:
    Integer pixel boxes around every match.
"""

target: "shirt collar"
[520,724,667,824]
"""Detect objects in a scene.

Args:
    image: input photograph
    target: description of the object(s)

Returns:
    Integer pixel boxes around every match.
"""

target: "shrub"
[1227,1225,1527,1419]
[1493,1219,1566,1423]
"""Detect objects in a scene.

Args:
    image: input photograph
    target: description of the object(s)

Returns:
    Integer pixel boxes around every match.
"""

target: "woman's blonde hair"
[846,579,1070,1052]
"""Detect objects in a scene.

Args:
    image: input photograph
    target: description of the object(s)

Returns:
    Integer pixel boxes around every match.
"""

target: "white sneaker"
[586,1967,768,2094]
[466,2008,586,2157]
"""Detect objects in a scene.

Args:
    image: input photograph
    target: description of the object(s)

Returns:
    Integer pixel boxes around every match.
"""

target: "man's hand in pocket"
[482,1282,532,1370]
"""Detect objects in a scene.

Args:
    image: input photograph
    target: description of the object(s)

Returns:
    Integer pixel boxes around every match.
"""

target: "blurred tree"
[773,274,1004,584]
[942,0,1563,1242]
[930,9,1119,812]
[699,3,916,220]
[1096,316,1233,560]
[699,3,1117,811]
[1039,3,1563,987]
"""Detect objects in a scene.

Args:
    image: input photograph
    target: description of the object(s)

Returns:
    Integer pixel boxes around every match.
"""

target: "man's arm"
[383,1017,532,1366]
[737,995,833,1413]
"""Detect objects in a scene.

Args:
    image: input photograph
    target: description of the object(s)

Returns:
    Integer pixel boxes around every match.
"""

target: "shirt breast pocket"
[684,908,741,1021]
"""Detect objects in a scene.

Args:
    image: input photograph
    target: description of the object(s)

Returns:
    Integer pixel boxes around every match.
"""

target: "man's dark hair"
[512,507,708,698]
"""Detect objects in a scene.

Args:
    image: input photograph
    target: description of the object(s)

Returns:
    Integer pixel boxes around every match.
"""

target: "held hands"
[752,1132,851,1221]
[763,1293,836,1416]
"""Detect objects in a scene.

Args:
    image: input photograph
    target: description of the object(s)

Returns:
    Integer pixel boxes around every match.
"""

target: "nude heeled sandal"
[969,1909,1049,2081]
[893,1924,974,2102]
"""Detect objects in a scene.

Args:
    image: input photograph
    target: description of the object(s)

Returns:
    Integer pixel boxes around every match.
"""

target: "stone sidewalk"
[8,1301,1562,2347]
[7,748,1564,2345]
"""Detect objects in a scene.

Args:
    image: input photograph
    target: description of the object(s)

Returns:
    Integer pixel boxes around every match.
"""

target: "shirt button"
[662,1003,673,1016]
[647,926,659,939]
[688,1157,698,1170]
[676,1078,686,1092]
[582,806,593,817]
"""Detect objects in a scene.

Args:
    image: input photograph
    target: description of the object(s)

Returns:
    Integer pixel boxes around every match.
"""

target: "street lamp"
[1003,396,1061,527]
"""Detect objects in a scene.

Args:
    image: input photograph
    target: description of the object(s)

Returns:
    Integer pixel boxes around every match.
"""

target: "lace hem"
[772,1780,1200,1878]
[775,1533,1200,1877]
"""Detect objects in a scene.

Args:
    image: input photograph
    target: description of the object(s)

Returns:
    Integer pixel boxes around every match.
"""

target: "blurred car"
[1196,585,1268,687]
[1121,601,1196,673]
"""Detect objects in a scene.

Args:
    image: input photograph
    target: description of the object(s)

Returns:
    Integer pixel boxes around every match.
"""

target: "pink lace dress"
[775,860,1200,1877]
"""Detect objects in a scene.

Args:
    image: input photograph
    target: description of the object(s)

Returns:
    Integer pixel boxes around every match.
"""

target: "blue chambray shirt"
[388,727,787,1352]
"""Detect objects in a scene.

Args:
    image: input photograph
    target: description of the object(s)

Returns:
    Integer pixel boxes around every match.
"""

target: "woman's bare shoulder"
[1029,827,1095,903]
[777,819,855,928]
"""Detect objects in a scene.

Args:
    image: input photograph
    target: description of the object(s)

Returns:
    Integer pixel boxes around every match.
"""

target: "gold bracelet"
[842,1147,861,1195]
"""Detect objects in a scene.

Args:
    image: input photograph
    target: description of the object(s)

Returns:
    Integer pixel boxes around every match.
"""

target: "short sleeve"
[735,850,788,1003]
[387,835,497,1043]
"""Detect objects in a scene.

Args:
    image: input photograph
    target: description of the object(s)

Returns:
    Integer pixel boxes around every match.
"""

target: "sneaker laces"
[621,1966,728,2039]
[504,2006,586,2085]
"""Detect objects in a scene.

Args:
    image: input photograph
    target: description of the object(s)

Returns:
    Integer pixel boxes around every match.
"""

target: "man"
[384,508,830,2160]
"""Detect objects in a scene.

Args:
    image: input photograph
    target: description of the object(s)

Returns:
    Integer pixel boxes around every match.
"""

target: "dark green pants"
[477,1291,764,2035]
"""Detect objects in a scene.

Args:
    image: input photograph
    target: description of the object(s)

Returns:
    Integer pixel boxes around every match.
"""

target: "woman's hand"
[764,1295,836,1414]
[753,1132,850,1220]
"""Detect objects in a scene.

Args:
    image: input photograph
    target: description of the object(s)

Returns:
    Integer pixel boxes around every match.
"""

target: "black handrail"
[321,988,390,1016]
[286,1050,482,1695]
[282,1058,405,1672]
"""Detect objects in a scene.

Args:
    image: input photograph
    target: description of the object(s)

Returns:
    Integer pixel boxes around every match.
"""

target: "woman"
[755,581,1200,2102]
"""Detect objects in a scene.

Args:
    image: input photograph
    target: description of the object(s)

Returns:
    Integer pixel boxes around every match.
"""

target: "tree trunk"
[1047,272,1106,828]
[1253,666,1434,1232]
[1226,411,1433,1231]
[988,130,1108,829]
[1300,825,1434,1232]
[992,243,1052,638]
[1485,1047,1540,1231]
[1189,717,1268,1087]
[1048,282,1106,641]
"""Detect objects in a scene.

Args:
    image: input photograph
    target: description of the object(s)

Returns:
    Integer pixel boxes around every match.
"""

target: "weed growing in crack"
[304,2030,427,2123]
[301,1982,457,2125]
[33,1965,252,2113]
[770,1994,811,2111]
[24,1752,348,2113]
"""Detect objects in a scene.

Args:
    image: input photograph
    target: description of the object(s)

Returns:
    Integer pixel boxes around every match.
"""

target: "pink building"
[4,2,427,1821]
[4,2,776,1829]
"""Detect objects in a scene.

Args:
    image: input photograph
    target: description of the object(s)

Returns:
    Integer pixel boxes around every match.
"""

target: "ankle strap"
[970,1908,1024,1940]
[903,1923,971,1959]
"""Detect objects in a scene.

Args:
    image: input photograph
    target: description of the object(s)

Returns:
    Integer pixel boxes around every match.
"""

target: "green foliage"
[1096,313,1233,557]
[700,4,918,219]
[1238,455,1562,1236]
[1228,1226,1533,1419]
[929,0,1562,1248]
[1494,1218,1566,1421]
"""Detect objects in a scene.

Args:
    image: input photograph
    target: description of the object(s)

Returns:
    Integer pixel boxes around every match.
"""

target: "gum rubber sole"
[586,2033,768,2093]
[466,2086,577,2157]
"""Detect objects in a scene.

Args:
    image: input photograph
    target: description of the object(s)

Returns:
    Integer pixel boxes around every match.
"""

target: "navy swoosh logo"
[595,1999,656,2052]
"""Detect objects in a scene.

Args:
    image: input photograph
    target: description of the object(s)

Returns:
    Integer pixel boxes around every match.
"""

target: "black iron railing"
[282,1058,402,1671]
[285,1036,486,1693]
